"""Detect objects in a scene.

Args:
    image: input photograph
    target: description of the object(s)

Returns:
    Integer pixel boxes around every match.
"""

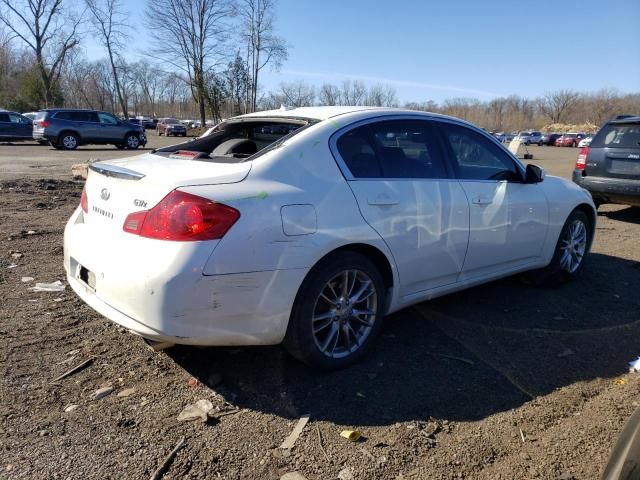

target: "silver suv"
[517,131,544,145]
[33,109,147,150]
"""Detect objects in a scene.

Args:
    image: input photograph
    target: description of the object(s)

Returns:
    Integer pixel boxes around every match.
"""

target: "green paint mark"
[236,191,269,201]
[329,119,341,129]
[299,152,304,159]
[256,191,268,200]
[312,140,320,148]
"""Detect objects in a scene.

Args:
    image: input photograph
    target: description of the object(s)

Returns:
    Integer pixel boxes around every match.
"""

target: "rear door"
[8,113,32,139]
[436,120,548,280]
[0,112,13,139]
[332,117,470,296]
[586,122,640,180]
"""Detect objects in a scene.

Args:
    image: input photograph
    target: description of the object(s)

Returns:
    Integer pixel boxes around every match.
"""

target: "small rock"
[26,230,36,235]
[92,386,114,400]
[557,348,574,358]
[177,404,208,422]
[117,388,136,398]
[38,430,48,437]
[10,252,23,259]
[519,452,531,461]
[338,467,354,480]
[64,404,79,413]
[21,277,34,282]
[281,473,308,480]
[187,377,200,388]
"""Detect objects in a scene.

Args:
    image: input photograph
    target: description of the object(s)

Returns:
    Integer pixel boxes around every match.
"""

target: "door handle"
[472,196,493,205]
[368,195,399,206]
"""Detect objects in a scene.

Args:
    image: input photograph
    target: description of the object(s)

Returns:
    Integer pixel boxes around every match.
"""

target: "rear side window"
[439,122,520,181]
[0,113,9,122]
[591,123,640,149]
[54,111,71,120]
[336,120,447,179]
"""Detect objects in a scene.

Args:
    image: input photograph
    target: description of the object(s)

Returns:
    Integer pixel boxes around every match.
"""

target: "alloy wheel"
[311,269,378,359]
[62,135,77,149]
[127,135,140,148]
[559,220,587,273]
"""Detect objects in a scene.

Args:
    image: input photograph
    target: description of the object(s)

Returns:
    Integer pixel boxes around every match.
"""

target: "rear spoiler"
[88,163,145,181]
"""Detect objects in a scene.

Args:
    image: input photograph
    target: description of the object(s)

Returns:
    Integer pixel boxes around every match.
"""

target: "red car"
[555,133,586,147]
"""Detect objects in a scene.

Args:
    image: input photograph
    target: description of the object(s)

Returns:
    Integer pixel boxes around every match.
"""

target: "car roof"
[610,115,640,124]
[233,106,476,126]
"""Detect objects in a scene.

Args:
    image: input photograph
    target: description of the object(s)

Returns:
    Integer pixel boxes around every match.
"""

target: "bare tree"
[278,80,315,107]
[238,0,287,112]
[146,0,233,126]
[366,83,397,107]
[340,79,366,105]
[318,83,341,105]
[0,0,82,106]
[538,89,580,124]
[84,0,129,116]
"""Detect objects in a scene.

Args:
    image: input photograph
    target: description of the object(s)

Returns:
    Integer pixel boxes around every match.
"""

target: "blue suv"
[33,109,147,150]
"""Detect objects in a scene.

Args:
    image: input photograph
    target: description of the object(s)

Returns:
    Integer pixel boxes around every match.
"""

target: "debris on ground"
[280,414,311,449]
[31,280,66,292]
[177,399,214,422]
[117,388,136,398]
[20,277,34,282]
[64,404,79,413]
[629,357,640,372]
[340,430,362,442]
[71,163,89,180]
[92,386,114,400]
[280,472,308,480]
[338,466,355,480]
[53,358,93,382]
[149,437,185,480]
[187,377,201,388]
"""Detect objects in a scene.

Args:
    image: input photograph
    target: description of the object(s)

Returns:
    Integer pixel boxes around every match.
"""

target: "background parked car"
[157,118,187,136]
[0,110,33,142]
[136,116,156,129]
[32,109,147,150]
[555,133,586,147]
[573,115,640,208]
[517,131,544,145]
[494,132,514,143]
[541,133,562,146]
[578,135,594,148]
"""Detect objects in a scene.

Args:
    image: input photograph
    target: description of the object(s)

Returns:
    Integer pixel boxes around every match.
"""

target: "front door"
[436,121,548,280]
[333,118,470,297]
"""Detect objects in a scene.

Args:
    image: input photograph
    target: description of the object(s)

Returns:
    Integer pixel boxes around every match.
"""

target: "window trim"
[432,118,526,183]
[329,114,455,181]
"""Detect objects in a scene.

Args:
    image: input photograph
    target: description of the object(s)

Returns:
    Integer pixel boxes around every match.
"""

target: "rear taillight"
[576,147,589,170]
[80,185,88,213]
[38,120,50,128]
[123,190,240,241]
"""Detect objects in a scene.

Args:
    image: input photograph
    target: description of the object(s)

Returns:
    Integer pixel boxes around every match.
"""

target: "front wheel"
[283,252,386,369]
[125,133,140,149]
[524,209,591,286]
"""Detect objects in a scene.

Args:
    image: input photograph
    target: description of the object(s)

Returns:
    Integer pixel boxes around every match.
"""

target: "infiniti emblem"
[100,188,111,201]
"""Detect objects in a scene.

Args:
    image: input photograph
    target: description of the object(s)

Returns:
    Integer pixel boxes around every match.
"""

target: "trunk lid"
[83,152,251,230]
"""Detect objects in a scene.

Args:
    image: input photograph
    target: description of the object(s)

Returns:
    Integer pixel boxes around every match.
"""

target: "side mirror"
[525,164,545,183]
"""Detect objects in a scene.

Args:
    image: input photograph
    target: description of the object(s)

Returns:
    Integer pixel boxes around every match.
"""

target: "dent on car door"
[333,118,470,297]
[436,121,548,279]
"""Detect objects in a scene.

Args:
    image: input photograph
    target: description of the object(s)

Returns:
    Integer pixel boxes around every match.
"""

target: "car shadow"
[167,252,640,426]
[600,206,640,225]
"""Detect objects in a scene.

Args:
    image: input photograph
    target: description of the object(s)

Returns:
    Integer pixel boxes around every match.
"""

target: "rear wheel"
[524,209,591,286]
[283,252,386,369]
[59,133,78,150]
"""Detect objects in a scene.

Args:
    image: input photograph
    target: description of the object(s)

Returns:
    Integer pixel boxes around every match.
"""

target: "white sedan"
[64,107,596,369]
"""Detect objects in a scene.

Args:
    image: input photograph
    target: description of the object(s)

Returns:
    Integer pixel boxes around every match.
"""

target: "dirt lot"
[1,144,639,479]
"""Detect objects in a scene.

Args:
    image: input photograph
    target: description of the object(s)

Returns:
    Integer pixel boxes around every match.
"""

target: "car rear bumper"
[64,207,305,345]
[573,172,640,206]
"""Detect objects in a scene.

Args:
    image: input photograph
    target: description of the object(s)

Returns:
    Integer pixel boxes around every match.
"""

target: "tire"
[523,209,591,286]
[125,133,140,150]
[58,132,79,150]
[283,252,386,369]
[182,133,187,137]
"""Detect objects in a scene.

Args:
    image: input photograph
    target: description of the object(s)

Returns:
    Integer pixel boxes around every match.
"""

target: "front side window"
[336,119,447,179]
[98,112,118,125]
[9,113,28,124]
[439,122,520,181]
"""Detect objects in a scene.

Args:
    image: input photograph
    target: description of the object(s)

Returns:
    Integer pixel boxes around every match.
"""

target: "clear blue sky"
[92,0,640,103]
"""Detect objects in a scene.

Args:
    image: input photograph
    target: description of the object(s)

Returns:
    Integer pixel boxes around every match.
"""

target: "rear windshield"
[164,119,180,124]
[591,123,640,149]
[35,111,47,120]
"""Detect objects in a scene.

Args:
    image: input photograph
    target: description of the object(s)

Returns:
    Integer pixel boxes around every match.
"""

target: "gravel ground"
[1,146,640,479]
